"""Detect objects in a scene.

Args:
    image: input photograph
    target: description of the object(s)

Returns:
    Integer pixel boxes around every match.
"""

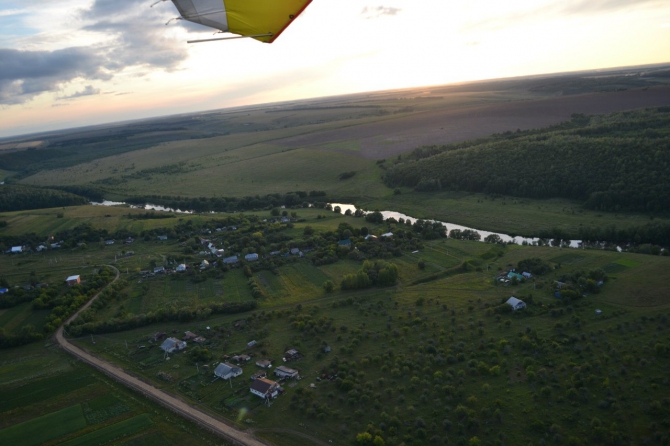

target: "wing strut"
[187,33,273,44]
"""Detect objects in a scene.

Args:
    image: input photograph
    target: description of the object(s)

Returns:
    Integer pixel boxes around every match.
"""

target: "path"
[54,265,269,446]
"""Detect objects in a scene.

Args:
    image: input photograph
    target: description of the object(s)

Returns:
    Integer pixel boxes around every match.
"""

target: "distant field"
[275,87,670,159]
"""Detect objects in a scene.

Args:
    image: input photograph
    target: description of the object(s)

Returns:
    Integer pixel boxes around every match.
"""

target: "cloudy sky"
[1,0,669,138]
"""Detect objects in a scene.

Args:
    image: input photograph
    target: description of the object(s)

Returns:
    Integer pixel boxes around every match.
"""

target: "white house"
[506,297,526,311]
[250,378,279,399]
[66,275,81,286]
[214,363,243,380]
[160,337,187,353]
[274,365,299,379]
[245,253,259,262]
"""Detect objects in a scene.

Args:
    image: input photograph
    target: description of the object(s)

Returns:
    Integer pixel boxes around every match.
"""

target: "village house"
[66,275,81,286]
[284,349,301,361]
[11,246,23,254]
[250,371,267,381]
[233,354,251,363]
[256,359,272,368]
[506,296,526,311]
[105,240,115,245]
[381,232,394,238]
[157,235,168,241]
[160,337,187,353]
[214,363,243,380]
[176,264,187,272]
[154,266,165,274]
[507,271,524,282]
[245,253,259,262]
[193,336,206,343]
[183,331,198,340]
[274,365,299,379]
[250,378,280,399]
[223,255,239,265]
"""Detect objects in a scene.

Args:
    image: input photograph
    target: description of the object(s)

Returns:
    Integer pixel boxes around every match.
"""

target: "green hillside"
[384,108,670,213]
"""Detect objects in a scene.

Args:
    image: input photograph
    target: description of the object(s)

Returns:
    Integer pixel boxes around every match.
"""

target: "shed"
[157,235,168,241]
[223,256,239,265]
[290,248,300,255]
[214,363,243,380]
[274,365,299,379]
[245,253,259,262]
[11,246,22,253]
[66,275,81,286]
[176,264,187,272]
[154,266,165,274]
[506,296,526,311]
[522,272,532,279]
[0,288,8,294]
[381,232,393,238]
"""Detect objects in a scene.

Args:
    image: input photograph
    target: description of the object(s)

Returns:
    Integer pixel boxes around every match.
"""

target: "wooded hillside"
[384,108,670,213]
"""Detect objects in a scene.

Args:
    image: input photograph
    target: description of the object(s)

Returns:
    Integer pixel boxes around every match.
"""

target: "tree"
[418,260,426,270]
[356,432,373,445]
[323,280,334,293]
[468,437,481,446]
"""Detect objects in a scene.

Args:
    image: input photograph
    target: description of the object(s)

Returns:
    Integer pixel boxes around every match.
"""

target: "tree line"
[0,185,88,212]
[383,108,670,213]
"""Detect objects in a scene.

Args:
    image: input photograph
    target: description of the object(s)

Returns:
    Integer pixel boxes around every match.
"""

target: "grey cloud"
[0,0,191,104]
[62,85,101,99]
[361,6,402,19]
[0,47,109,104]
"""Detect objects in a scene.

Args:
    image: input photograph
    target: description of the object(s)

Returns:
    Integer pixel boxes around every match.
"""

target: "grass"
[0,404,88,446]
[59,414,153,446]
[550,253,586,264]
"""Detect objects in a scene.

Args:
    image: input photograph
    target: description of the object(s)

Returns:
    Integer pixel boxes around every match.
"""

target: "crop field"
[0,343,229,445]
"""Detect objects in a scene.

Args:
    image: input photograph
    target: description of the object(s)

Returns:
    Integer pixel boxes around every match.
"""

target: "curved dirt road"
[55,265,268,446]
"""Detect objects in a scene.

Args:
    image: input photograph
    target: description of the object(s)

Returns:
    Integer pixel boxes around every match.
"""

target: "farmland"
[1,65,670,446]
[1,201,669,445]
[0,342,229,446]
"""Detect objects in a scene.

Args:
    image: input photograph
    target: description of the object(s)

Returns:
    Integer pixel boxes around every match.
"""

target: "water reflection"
[329,203,586,249]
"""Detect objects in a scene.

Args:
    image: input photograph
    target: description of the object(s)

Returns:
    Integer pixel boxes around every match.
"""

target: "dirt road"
[55,265,269,446]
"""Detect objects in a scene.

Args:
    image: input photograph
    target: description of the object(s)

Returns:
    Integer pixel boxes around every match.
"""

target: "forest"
[0,184,88,212]
[383,108,670,213]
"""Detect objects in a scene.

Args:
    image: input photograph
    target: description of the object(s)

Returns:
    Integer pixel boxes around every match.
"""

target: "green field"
[60,414,153,446]
[0,404,88,446]
[0,343,230,445]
